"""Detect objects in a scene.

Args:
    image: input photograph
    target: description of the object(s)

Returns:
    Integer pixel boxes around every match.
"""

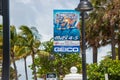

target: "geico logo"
[54,47,79,52]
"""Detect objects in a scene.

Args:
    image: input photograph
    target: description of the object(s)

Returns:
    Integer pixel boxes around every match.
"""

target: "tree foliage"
[34,53,82,78]
[87,59,120,80]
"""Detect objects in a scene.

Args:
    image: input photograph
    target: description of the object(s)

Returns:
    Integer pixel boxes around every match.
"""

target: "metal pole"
[0,0,2,15]
[2,0,10,79]
[81,11,87,80]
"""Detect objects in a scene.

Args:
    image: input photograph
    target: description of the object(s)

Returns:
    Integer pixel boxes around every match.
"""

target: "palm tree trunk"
[24,57,28,80]
[13,59,18,80]
[11,52,18,80]
[118,43,120,60]
[31,50,37,80]
[93,46,97,63]
[111,27,116,60]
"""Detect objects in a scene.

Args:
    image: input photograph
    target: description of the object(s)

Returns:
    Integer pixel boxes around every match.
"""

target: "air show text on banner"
[53,10,80,53]
[54,41,80,46]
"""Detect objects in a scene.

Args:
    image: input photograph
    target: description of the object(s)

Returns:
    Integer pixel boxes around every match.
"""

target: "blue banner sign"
[53,10,80,53]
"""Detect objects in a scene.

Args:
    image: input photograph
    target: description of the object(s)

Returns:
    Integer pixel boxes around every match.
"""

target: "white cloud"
[98,44,111,62]
[15,0,32,4]
[40,33,52,42]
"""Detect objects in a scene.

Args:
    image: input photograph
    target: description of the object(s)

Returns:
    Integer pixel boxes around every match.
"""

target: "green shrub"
[87,59,120,80]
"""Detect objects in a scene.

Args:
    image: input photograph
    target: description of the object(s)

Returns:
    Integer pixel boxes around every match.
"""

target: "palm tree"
[14,45,31,80]
[42,38,53,53]
[117,33,120,60]
[86,0,109,63]
[107,0,120,60]
[10,25,19,80]
[11,25,32,80]
[102,0,120,60]
[19,25,41,80]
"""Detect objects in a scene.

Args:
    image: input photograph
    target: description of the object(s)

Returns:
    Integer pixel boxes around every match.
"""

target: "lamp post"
[75,0,93,80]
[0,0,2,15]
[1,0,10,80]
